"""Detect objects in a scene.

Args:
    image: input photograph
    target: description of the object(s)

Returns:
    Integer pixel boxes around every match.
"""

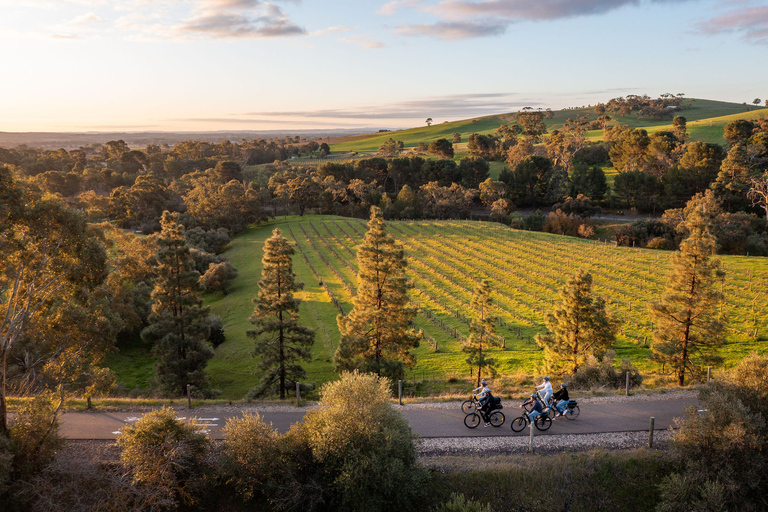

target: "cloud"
[242,93,544,120]
[47,11,105,39]
[175,2,306,38]
[395,0,703,40]
[340,35,385,48]
[397,20,507,39]
[376,0,423,16]
[310,25,354,36]
[698,5,768,45]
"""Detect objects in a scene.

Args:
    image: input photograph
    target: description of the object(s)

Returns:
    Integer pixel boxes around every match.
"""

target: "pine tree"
[141,211,213,396]
[535,270,617,375]
[650,230,725,386]
[463,280,500,386]
[335,207,421,381]
[247,228,314,399]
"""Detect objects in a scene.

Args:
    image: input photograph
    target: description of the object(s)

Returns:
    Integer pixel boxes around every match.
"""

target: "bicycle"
[461,395,482,414]
[464,396,505,428]
[510,408,552,432]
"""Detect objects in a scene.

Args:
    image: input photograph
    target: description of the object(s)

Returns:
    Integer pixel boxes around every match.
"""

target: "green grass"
[107,216,768,399]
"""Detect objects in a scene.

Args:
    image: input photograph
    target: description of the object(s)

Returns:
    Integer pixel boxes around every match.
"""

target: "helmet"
[530,393,538,398]
[481,379,487,385]
[543,376,550,381]
[561,383,567,388]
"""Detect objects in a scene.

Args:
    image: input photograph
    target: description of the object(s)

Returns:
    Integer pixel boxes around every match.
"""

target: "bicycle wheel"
[510,416,528,432]
[489,411,505,427]
[535,416,552,431]
[464,413,481,429]
[564,405,580,420]
[461,400,476,414]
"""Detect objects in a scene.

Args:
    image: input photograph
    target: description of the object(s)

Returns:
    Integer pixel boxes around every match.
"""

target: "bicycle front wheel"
[489,411,505,427]
[464,413,481,429]
[510,416,528,432]
[535,416,552,431]
[565,405,580,420]
[461,400,476,414]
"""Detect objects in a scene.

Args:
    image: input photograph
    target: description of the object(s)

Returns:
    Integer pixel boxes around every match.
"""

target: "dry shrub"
[543,209,585,237]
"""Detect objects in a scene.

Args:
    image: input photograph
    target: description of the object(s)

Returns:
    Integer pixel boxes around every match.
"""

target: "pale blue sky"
[1,0,767,132]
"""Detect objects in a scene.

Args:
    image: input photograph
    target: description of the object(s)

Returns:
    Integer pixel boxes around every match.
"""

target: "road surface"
[57,396,697,440]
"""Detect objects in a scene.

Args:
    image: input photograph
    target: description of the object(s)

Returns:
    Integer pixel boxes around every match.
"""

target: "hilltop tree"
[425,118,433,127]
[141,211,214,396]
[247,229,314,399]
[535,271,618,375]
[650,228,725,386]
[335,207,421,381]
[463,280,501,386]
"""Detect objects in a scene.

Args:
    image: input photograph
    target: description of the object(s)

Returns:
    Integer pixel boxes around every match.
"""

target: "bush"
[8,394,64,478]
[302,371,430,512]
[117,407,211,510]
[657,354,768,512]
[543,209,586,237]
[569,351,642,389]
[434,493,494,512]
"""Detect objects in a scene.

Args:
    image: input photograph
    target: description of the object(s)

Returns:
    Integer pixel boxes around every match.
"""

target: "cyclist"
[553,382,570,416]
[536,376,553,405]
[521,393,544,424]
[474,380,494,426]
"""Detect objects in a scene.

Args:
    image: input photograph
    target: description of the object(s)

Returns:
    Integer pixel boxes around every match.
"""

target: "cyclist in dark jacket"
[521,393,544,422]
[553,383,570,416]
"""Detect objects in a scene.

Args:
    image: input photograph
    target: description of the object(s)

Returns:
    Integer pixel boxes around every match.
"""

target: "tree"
[649,226,725,386]
[427,138,454,159]
[462,280,500,386]
[335,207,421,381]
[723,119,754,146]
[141,212,214,396]
[754,98,762,106]
[425,117,433,127]
[1,167,109,434]
[247,229,314,399]
[516,110,548,140]
[712,143,752,211]
[452,132,462,143]
[200,261,238,295]
[672,115,687,142]
[748,171,768,228]
[535,271,618,375]
[378,138,400,157]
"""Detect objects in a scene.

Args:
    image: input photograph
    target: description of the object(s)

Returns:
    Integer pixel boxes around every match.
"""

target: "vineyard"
[204,215,768,398]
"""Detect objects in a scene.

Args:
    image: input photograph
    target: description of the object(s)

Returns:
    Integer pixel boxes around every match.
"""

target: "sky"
[1,0,767,133]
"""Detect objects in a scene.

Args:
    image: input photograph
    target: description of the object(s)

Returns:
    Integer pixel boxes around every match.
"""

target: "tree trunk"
[0,348,8,435]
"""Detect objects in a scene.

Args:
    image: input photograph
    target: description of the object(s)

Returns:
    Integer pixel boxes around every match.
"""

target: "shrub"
[117,407,211,510]
[569,351,642,389]
[434,493,494,512]
[543,209,585,237]
[219,413,286,503]
[302,371,430,512]
[8,394,64,478]
[657,354,768,512]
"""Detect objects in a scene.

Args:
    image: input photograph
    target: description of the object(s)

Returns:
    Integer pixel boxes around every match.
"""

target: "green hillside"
[158,216,768,399]
[329,99,767,153]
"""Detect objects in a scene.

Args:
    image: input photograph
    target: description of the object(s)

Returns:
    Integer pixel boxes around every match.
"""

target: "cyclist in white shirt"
[536,376,553,405]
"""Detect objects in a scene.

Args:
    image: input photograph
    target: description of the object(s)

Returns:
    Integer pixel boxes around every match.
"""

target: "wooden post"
[186,384,192,409]
[707,366,711,383]
[398,380,403,406]
[528,420,535,453]
[86,396,92,410]
[649,417,655,448]
[296,382,301,407]
[625,371,630,396]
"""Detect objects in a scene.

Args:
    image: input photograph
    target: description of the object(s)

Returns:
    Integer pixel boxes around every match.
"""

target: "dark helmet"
[561,383,567,388]
[543,376,550,381]
[530,393,538,398]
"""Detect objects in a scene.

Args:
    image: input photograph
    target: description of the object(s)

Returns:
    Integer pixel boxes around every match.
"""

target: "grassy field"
[328,98,766,154]
[114,216,767,399]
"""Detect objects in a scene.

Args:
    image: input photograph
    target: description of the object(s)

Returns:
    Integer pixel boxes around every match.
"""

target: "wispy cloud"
[48,11,105,39]
[310,25,354,36]
[340,35,384,48]
[376,0,423,16]
[241,92,544,120]
[396,0,703,40]
[698,5,768,45]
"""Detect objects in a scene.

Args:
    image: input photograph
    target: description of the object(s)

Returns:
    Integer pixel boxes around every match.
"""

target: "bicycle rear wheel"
[564,405,580,420]
[489,411,505,427]
[461,400,476,414]
[535,416,552,431]
[464,413,481,429]
[510,416,527,432]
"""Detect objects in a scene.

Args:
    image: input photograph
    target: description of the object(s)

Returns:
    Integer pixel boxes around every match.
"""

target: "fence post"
[649,417,655,448]
[528,421,535,453]
[186,384,192,409]
[625,371,630,396]
[296,382,301,407]
[398,380,403,406]
[707,366,711,383]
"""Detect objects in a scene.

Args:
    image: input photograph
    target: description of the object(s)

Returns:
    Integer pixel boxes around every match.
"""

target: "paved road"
[57,397,697,440]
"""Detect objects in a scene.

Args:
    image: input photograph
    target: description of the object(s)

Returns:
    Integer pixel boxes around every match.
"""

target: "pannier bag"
[567,400,578,408]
